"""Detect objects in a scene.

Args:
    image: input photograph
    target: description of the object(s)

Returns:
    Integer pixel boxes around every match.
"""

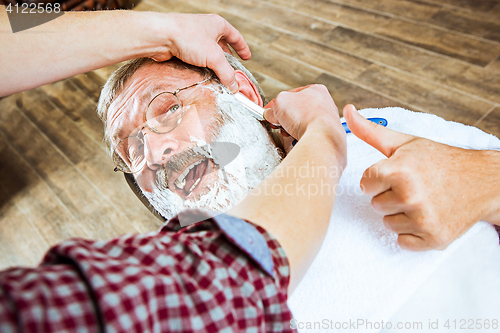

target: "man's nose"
[143,129,179,170]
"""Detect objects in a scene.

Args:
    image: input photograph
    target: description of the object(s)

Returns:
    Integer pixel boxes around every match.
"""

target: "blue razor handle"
[342,117,388,134]
[292,117,388,146]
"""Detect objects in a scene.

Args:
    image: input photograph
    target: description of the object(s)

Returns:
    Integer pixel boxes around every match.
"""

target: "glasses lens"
[113,135,146,174]
[146,92,183,133]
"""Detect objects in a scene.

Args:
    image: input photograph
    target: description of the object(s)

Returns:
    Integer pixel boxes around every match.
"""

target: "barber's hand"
[344,104,500,251]
[145,13,251,93]
[263,85,345,146]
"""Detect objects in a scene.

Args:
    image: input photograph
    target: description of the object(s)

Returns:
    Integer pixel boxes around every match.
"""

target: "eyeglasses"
[112,76,215,174]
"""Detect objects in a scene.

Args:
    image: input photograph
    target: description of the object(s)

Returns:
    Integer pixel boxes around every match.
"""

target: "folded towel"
[287,107,500,332]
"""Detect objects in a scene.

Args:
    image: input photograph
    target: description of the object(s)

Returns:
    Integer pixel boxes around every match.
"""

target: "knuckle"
[371,196,384,213]
[382,215,395,231]
[429,234,450,251]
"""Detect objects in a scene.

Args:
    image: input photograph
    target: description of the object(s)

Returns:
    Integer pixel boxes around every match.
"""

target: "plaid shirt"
[0,212,296,332]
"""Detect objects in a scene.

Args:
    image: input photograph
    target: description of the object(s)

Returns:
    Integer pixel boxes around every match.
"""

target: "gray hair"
[97,54,266,152]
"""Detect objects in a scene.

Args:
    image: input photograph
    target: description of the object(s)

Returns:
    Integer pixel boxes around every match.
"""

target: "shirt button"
[247,236,253,244]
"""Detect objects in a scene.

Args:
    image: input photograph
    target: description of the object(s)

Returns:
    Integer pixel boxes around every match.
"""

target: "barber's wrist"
[304,119,347,170]
[127,11,174,59]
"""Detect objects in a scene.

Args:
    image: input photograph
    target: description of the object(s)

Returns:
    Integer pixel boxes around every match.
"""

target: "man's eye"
[168,104,180,114]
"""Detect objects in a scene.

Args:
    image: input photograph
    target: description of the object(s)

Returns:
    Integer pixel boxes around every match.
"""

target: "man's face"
[107,62,282,219]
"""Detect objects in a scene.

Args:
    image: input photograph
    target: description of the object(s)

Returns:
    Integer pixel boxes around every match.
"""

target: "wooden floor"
[1,0,499,270]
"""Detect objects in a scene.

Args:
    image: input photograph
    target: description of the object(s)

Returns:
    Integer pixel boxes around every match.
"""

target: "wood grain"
[416,57,500,105]
[374,19,500,66]
[476,107,500,138]
[321,26,436,72]
[356,64,494,125]
[428,8,500,43]
[331,0,441,21]
[416,0,500,13]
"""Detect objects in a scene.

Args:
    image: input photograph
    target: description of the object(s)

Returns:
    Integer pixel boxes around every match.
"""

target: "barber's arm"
[344,104,500,251]
[0,8,250,96]
[229,85,347,293]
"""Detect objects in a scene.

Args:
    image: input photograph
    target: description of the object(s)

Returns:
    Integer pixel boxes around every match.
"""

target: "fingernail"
[229,81,239,94]
[263,108,271,122]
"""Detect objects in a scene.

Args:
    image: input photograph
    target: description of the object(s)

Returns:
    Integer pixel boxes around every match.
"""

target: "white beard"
[140,88,283,223]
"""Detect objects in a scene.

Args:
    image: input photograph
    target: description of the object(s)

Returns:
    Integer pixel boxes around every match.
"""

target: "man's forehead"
[122,62,204,105]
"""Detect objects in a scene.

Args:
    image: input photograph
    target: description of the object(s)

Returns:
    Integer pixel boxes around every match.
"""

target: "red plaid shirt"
[0,212,296,332]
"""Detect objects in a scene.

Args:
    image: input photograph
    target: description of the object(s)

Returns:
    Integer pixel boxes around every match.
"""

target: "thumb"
[343,104,415,157]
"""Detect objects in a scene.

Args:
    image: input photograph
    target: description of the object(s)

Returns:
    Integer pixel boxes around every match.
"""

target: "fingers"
[217,16,251,60]
[263,85,340,141]
[372,189,404,216]
[397,234,429,252]
[383,213,415,234]
[206,46,239,93]
[263,108,279,126]
[383,214,430,251]
[217,40,233,56]
[360,159,391,196]
[343,104,415,158]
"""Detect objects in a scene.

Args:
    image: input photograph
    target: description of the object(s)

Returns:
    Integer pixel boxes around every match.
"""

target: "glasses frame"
[112,75,216,174]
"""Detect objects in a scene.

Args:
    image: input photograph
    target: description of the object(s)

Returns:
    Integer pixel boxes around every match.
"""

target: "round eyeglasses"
[112,76,216,174]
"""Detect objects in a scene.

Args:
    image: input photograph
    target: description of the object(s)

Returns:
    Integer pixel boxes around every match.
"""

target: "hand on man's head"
[148,13,251,93]
[344,104,500,251]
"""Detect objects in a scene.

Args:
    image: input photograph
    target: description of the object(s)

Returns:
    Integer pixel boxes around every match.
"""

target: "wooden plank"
[244,42,323,88]
[0,93,145,241]
[427,8,500,43]
[355,64,494,125]
[331,0,441,21]
[0,128,86,246]
[266,0,394,32]
[321,26,436,73]
[415,0,500,13]
[335,0,500,44]
[475,107,500,139]
[416,57,500,104]
[267,0,500,66]
[211,0,337,42]
[373,18,500,66]
[0,130,55,269]
[269,34,372,81]
[315,73,413,115]
[488,57,500,72]
[490,3,500,15]
[0,192,48,270]
[69,72,106,104]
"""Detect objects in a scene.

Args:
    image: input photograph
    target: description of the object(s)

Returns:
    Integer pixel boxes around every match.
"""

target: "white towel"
[287,107,500,332]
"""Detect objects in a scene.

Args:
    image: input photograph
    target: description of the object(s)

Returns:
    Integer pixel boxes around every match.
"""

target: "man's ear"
[234,70,263,107]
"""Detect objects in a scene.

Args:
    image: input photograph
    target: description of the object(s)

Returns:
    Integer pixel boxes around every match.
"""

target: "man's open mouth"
[171,158,211,197]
